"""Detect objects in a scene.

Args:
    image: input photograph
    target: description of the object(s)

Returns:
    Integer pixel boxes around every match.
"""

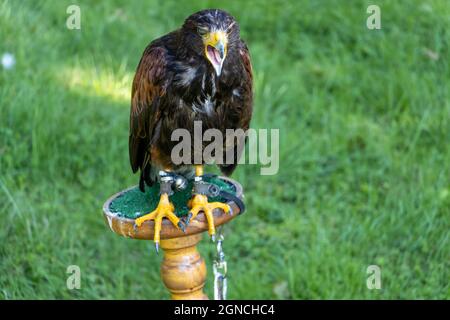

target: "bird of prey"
[129,9,253,250]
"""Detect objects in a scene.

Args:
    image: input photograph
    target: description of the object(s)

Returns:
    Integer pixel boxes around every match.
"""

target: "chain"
[213,226,227,300]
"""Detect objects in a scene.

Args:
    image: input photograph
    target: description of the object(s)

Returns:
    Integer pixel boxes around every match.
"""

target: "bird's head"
[182,9,239,76]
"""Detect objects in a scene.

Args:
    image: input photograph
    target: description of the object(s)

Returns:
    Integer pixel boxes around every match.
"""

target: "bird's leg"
[185,165,230,241]
[134,171,185,252]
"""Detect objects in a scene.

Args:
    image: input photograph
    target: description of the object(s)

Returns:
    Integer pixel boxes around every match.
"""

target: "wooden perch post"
[103,177,243,300]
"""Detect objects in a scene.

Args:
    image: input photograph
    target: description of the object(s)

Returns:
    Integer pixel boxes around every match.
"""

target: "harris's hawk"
[129,9,253,249]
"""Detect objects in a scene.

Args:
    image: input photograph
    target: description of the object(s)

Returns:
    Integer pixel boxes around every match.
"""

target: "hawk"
[129,9,253,250]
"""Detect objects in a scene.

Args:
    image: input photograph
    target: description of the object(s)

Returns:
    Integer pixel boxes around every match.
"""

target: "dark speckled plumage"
[129,9,253,191]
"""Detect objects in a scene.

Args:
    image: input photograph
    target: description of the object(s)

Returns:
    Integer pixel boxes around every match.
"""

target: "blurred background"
[0,0,449,299]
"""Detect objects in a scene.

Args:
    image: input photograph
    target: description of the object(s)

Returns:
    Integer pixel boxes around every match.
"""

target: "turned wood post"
[160,234,208,300]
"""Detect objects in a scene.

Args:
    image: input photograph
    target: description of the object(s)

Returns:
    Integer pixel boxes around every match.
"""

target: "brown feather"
[129,46,167,175]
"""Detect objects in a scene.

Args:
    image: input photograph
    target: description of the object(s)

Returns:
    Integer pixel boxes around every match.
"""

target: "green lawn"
[0,0,449,299]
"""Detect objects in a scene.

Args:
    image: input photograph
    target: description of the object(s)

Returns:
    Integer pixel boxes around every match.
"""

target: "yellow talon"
[187,194,230,237]
[134,193,182,245]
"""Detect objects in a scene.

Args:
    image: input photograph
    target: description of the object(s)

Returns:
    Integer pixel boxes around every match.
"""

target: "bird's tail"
[139,165,157,192]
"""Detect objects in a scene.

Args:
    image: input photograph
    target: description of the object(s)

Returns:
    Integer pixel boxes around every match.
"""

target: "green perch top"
[109,176,236,219]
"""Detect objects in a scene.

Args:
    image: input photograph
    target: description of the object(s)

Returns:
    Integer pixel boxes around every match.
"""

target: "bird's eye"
[197,27,208,37]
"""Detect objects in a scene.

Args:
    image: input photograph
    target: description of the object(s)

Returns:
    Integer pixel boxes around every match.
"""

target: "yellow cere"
[204,31,228,55]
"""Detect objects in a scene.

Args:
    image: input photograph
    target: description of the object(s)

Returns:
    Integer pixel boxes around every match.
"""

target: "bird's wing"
[219,42,253,176]
[236,42,253,130]
[129,45,168,178]
[240,43,253,91]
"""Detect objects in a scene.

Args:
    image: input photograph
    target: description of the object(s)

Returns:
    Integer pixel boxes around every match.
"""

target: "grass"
[0,0,449,299]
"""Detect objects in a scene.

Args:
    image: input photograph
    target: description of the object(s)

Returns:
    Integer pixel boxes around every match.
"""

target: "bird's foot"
[185,194,230,241]
[134,193,185,252]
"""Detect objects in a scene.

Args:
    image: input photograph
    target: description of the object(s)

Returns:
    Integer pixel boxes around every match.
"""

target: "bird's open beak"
[204,31,228,76]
